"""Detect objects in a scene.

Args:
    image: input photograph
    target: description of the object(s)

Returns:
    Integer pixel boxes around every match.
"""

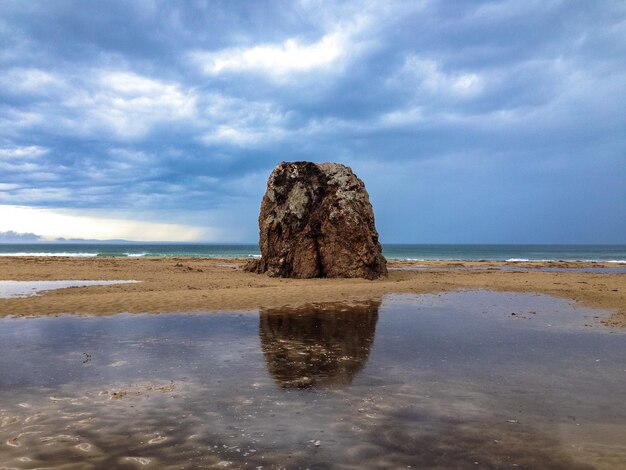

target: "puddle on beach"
[0,280,139,299]
[0,291,624,469]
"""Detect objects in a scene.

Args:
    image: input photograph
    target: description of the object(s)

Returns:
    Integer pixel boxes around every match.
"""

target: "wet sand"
[0,257,624,326]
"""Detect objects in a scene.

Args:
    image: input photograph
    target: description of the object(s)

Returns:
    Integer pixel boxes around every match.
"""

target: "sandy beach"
[2,258,626,469]
[0,257,624,326]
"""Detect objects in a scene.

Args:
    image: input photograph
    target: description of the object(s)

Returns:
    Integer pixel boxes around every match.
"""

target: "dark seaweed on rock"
[247,161,387,279]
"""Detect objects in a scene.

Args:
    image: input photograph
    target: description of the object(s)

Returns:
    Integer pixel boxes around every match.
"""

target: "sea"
[0,243,624,262]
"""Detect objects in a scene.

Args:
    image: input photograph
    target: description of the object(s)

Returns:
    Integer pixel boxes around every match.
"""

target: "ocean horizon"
[0,243,624,263]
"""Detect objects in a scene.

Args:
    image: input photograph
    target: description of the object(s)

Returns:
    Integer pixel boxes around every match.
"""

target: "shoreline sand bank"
[0,257,624,326]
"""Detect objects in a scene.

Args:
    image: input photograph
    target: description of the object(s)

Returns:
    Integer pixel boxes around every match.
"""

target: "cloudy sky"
[1,0,624,243]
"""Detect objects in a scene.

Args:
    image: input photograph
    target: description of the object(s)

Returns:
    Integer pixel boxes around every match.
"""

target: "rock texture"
[246,161,387,279]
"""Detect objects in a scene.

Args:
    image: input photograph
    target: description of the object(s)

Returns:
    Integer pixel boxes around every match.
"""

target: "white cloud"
[0,160,43,173]
[0,145,49,159]
[202,125,279,146]
[379,107,425,126]
[186,0,401,82]
[0,205,215,242]
[108,147,152,164]
[390,56,484,98]
[470,0,558,22]
[0,187,71,203]
[188,0,401,82]
[190,32,345,78]
[201,122,290,147]
[0,67,63,94]
[64,71,198,139]
[0,107,45,132]
[199,94,289,146]
[0,69,198,140]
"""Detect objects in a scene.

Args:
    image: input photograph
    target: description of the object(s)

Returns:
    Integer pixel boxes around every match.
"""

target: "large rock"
[246,161,387,279]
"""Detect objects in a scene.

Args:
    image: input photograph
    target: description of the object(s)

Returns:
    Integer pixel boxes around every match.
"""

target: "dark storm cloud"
[0,0,624,242]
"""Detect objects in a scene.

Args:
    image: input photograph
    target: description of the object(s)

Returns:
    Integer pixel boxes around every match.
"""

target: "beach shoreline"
[0,257,624,326]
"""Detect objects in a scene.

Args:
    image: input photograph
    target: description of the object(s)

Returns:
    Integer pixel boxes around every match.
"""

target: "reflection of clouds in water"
[0,376,602,469]
[0,293,624,468]
[0,313,263,390]
[259,300,380,389]
[361,405,594,469]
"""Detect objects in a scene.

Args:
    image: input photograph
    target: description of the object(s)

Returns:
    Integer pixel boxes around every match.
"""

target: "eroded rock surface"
[247,161,387,279]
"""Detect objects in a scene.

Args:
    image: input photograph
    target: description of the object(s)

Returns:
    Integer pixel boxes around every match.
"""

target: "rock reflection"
[259,300,380,389]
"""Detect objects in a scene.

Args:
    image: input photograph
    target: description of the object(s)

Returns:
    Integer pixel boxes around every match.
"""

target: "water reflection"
[0,280,139,298]
[259,300,379,389]
[0,292,624,469]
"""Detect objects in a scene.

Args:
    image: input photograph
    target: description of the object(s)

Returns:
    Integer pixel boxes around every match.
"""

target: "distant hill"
[0,231,43,242]
[0,231,137,244]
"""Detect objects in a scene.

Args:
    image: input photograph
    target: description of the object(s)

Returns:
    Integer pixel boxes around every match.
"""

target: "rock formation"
[246,161,387,279]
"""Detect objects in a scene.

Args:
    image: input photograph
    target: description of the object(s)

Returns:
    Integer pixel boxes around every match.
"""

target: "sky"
[0,0,625,244]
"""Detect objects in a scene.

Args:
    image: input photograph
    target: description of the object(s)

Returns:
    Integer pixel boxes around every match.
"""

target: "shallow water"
[496,266,626,273]
[0,291,624,469]
[389,266,626,274]
[0,280,139,299]
[1,243,625,262]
